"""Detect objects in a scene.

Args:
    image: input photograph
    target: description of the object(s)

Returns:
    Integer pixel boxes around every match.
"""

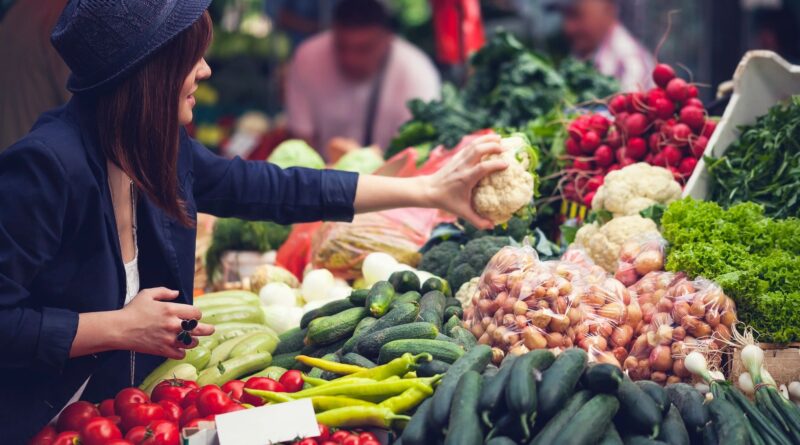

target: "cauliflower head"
[591,162,682,217]
[574,215,659,272]
[471,135,536,224]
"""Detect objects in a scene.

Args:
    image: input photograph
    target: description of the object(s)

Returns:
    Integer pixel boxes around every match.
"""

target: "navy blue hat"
[51,0,212,93]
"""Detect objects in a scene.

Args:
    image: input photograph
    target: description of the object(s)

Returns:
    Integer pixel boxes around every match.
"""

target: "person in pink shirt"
[551,0,654,91]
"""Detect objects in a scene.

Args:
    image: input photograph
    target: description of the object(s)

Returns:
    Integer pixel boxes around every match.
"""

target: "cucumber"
[658,404,690,445]
[300,298,355,329]
[665,383,708,435]
[487,411,527,442]
[552,394,620,445]
[202,304,264,325]
[341,317,378,354]
[418,291,446,330]
[301,337,348,359]
[443,305,463,320]
[616,377,663,438]
[391,291,421,308]
[197,351,272,386]
[623,437,669,445]
[506,350,555,438]
[274,327,307,355]
[479,354,518,428]
[428,345,492,432]
[538,348,588,420]
[435,333,459,344]
[378,339,463,364]
[582,363,624,394]
[348,288,369,306]
[599,424,624,445]
[340,352,376,369]
[443,315,461,336]
[707,398,749,445]
[485,438,517,445]
[305,307,368,345]
[366,281,396,317]
[356,322,439,357]
[444,370,483,445]
[271,352,300,369]
[308,353,339,380]
[637,380,670,417]
[416,359,451,378]
[702,422,719,445]
[354,302,419,339]
[530,390,593,445]
[422,277,451,298]
[445,297,461,308]
[229,331,279,357]
[401,398,438,445]
[389,270,421,293]
[450,326,478,351]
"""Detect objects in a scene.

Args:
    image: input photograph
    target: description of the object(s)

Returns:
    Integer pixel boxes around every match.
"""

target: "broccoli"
[461,208,533,242]
[446,236,512,291]
[418,240,461,278]
[447,263,479,294]
[205,218,291,283]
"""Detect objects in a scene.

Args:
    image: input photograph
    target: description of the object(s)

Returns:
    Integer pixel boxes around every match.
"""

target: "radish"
[609,95,628,115]
[691,135,708,158]
[606,129,622,149]
[644,153,654,164]
[662,144,683,167]
[588,114,610,136]
[573,158,595,171]
[568,120,586,140]
[583,190,596,207]
[615,147,627,164]
[667,166,683,182]
[679,106,706,132]
[684,97,704,109]
[671,123,692,145]
[687,84,699,98]
[566,137,582,156]
[652,97,676,120]
[648,132,663,152]
[563,181,578,201]
[652,152,667,167]
[627,137,648,160]
[624,113,649,136]
[587,175,604,192]
[607,164,621,173]
[580,130,601,153]
[702,120,717,138]
[652,63,676,88]
[666,78,689,103]
[619,157,636,167]
[628,92,648,113]
[594,144,614,167]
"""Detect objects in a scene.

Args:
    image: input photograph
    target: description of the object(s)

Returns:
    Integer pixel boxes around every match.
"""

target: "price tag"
[214,399,320,445]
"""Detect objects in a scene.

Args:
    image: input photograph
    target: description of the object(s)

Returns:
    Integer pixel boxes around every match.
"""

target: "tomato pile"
[291,425,381,445]
[29,370,307,445]
[562,63,716,205]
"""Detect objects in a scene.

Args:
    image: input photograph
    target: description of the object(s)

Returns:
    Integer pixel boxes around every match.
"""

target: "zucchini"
[616,377,663,438]
[401,398,438,445]
[348,288,369,306]
[422,277,452,298]
[582,363,624,394]
[229,331,279,357]
[552,394,620,445]
[538,348,588,420]
[202,304,264,325]
[506,350,555,438]
[378,339,463,364]
[623,437,669,445]
[211,322,273,343]
[305,307,368,346]
[599,424,624,445]
[356,322,439,357]
[530,390,593,445]
[366,281,396,317]
[665,383,708,435]
[197,351,272,386]
[341,317,377,354]
[658,404,690,445]
[485,438,517,445]
[637,380,670,417]
[300,298,355,329]
[418,291,446,330]
[354,302,419,339]
[389,270,420,293]
[443,315,461,336]
[195,290,260,308]
[270,352,300,369]
[444,370,483,445]
[450,326,478,351]
[428,344,492,432]
[707,398,749,445]
[208,331,264,368]
[443,305,464,320]
[340,352,376,369]
[274,327,307,355]
[479,354,518,428]
[416,359,450,378]
[391,291,421,308]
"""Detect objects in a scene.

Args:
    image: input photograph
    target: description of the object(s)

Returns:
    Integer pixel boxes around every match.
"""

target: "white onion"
[259,282,298,307]
[788,381,800,402]
[301,269,335,302]
[362,252,398,286]
[261,305,303,334]
[684,352,711,382]
[326,285,352,301]
[779,384,790,400]
[738,372,755,395]
[741,344,765,383]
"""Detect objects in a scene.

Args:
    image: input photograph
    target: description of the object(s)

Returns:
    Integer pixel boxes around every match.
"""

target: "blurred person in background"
[752,8,800,63]
[266,0,340,48]
[0,0,70,151]
[549,0,654,91]
[286,0,440,161]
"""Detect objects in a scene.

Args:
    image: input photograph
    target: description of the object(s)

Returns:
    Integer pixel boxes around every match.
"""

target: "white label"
[214,399,320,445]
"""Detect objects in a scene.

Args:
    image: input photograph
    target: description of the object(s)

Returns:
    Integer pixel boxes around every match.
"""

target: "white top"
[286,31,441,158]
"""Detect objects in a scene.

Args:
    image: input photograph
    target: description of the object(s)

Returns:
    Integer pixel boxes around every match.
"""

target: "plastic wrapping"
[614,234,668,286]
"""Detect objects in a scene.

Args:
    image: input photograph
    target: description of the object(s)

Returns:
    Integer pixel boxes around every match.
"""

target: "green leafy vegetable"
[268,139,325,169]
[640,204,667,225]
[205,218,292,283]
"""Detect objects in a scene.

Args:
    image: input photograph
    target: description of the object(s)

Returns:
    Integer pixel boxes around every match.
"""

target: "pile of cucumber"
[398,347,724,445]
[270,271,473,376]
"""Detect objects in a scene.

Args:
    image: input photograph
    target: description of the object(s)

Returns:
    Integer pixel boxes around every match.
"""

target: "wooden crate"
[730,343,800,386]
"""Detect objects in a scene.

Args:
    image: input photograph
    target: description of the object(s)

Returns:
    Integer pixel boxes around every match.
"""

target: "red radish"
[628,92,648,113]
[606,129,622,149]
[679,106,705,132]
[619,157,636,167]
[568,121,586,140]
[594,144,614,167]
[647,87,668,102]
[702,120,717,138]
[583,191,596,207]
[627,137,648,160]
[624,113,649,136]
[652,152,667,167]
[563,181,578,201]
[684,97,704,109]
[662,144,683,167]
[668,166,683,182]
[565,137,582,156]
[671,123,692,145]
[678,157,698,177]
[614,111,629,129]
[652,97,676,120]
[588,114,610,135]
[609,95,628,115]
[607,164,621,173]
[648,132,663,152]
[666,78,689,103]
[652,63,676,88]
[687,84,699,98]
[580,130,601,153]
[615,147,627,164]
[587,175,604,192]
[644,153,655,164]
[573,158,595,171]
[691,135,708,157]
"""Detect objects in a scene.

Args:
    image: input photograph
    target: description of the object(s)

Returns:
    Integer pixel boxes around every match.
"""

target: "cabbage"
[333,149,384,174]
[268,139,325,169]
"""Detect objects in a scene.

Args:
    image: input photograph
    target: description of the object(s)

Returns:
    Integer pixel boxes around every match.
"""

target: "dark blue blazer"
[0,97,358,442]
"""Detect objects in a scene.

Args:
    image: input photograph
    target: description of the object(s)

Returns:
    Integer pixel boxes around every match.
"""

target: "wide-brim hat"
[51,0,212,94]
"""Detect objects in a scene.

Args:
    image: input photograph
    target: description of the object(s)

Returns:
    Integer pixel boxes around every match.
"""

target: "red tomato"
[107,415,122,427]
[80,417,122,445]
[319,442,339,445]
[360,441,380,445]
[315,423,331,439]
[56,401,101,432]
[151,379,198,404]
[140,420,179,445]
[114,388,149,416]
[157,400,182,423]
[195,386,233,417]
[241,378,285,406]
[27,425,57,445]
[98,399,116,417]
[342,435,361,445]
[105,440,134,445]
[124,425,148,443]
[120,403,166,432]
[179,404,200,427]
[358,432,378,442]
[51,431,80,445]
[331,430,352,442]
[220,380,245,401]
[219,403,246,414]
[180,388,200,409]
[295,439,317,445]
[278,370,304,393]
[182,416,215,429]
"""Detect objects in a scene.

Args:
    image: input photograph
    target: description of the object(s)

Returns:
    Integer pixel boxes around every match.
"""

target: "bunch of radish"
[562,63,716,206]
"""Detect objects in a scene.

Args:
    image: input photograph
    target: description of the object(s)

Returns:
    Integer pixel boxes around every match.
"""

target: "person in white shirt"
[286,0,441,161]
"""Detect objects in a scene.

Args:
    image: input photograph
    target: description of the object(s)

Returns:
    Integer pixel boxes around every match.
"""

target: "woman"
[0,0,506,441]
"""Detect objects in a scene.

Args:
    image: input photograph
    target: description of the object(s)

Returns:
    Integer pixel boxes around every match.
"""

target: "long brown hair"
[96,11,213,226]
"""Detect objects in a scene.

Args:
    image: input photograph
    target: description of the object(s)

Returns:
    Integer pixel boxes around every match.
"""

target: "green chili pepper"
[311,396,377,412]
[245,389,293,404]
[284,376,436,400]
[343,353,432,381]
[295,355,365,375]
[316,405,411,428]
[379,374,442,413]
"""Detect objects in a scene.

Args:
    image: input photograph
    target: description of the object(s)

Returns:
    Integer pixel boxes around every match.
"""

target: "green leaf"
[639,204,666,225]
[585,209,613,225]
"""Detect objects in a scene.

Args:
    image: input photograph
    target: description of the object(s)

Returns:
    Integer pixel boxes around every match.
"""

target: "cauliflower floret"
[472,136,535,224]
[574,215,659,272]
[455,277,480,309]
[591,163,681,217]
